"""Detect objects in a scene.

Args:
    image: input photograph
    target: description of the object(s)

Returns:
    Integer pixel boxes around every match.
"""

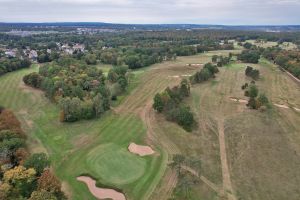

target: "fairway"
[86,143,147,185]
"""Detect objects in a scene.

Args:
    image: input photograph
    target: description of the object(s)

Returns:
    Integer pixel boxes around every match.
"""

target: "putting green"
[86,143,147,185]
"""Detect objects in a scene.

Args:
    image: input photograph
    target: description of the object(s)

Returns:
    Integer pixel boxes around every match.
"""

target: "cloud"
[0,0,299,25]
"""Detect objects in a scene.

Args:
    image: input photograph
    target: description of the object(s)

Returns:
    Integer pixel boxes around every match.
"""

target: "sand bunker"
[186,64,202,66]
[229,97,248,104]
[128,143,155,156]
[274,104,289,109]
[77,176,126,200]
[273,104,300,112]
[294,107,300,112]
[169,75,191,78]
[181,74,192,77]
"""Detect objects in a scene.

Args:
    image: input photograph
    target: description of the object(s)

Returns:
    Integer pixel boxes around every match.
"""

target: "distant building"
[73,44,85,52]
[5,50,17,58]
[29,50,38,61]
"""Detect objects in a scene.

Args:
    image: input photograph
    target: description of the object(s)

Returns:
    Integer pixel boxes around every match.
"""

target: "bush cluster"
[245,66,260,80]
[190,63,219,84]
[153,79,195,132]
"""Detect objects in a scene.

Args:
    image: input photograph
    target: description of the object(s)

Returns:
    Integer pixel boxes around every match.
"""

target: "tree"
[24,153,50,176]
[257,93,269,106]
[238,50,261,64]
[169,154,185,175]
[0,109,23,135]
[248,84,258,98]
[84,53,97,65]
[23,72,43,88]
[117,76,128,90]
[29,190,58,200]
[243,42,253,49]
[153,94,164,113]
[275,55,289,67]
[124,55,142,69]
[37,170,66,199]
[212,55,218,63]
[177,106,194,132]
[179,79,190,97]
[245,66,260,80]
[92,94,105,118]
[3,166,36,198]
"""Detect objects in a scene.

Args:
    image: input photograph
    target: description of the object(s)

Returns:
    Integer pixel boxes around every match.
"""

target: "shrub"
[238,50,261,64]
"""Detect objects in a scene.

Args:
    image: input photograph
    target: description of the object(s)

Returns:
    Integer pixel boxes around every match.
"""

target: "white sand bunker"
[168,75,180,78]
[168,75,192,78]
[128,143,155,156]
[229,97,248,104]
[77,176,126,200]
[274,103,289,109]
[274,104,300,112]
[186,63,203,66]
[294,107,300,112]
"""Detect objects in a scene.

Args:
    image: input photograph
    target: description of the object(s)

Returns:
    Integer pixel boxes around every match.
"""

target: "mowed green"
[86,144,147,185]
[0,64,166,200]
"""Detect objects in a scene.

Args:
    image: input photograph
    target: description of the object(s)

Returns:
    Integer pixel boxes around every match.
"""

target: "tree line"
[0,58,31,76]
[263,47,300,79]
[0,107,66,199]
[241,67,270,110]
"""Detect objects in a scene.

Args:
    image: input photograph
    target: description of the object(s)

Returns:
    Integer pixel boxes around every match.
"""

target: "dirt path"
[150,169,178,200]
[182,165,224,196]
[218,118,236,200]
[281,67,300,84]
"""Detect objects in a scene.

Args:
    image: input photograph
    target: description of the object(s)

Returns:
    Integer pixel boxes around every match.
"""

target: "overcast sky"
[0,0,299,25]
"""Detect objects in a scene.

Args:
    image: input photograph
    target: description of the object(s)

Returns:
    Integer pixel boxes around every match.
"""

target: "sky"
[0,0,300,25]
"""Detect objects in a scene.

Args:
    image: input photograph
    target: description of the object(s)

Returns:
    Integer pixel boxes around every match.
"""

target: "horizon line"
[0,22,300,26]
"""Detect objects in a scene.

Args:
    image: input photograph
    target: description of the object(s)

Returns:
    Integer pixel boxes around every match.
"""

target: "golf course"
[1,45,300,200]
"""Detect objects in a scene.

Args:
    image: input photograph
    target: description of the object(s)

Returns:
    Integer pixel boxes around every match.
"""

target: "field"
[246,40,278,48]
[1,47,300,200]
[245,40,298,50]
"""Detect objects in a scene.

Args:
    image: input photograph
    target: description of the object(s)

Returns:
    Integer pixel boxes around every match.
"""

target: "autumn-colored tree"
[37,170,66,200]
[0,109,24,136]
[29,189,58,200]
[15,148,29,165]
[0,182,11,200]
[3,166,36,198]
[38,170,61,194]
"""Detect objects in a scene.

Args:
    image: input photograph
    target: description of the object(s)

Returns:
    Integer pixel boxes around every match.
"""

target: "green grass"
[225,63,246,70]
[86,143,147,185]
[0,64,166,200]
